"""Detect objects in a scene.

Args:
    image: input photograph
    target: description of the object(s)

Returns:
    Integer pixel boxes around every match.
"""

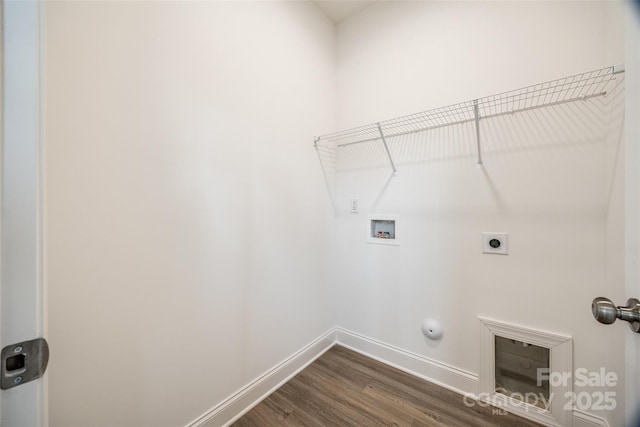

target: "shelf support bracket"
[377,124,397,175]
[473,99,483,166]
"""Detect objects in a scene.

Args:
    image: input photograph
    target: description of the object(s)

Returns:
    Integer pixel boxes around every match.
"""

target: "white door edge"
[625,3,640,426]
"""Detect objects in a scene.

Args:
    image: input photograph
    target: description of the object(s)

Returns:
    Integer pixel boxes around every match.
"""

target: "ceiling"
[313,1,376,25]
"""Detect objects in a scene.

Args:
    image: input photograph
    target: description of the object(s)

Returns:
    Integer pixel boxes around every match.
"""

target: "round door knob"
[592,297,617,324]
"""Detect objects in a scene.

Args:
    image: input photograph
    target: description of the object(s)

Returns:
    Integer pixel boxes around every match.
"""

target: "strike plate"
[1,338,49,390]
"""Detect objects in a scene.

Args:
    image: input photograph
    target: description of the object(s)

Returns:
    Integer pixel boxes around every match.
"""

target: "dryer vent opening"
[494,336,550,409]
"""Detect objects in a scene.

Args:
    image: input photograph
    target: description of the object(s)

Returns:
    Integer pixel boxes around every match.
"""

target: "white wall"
[43,1,633,426]
[333,1,626,425]
[336,1,624,129]
[44,2,335,426]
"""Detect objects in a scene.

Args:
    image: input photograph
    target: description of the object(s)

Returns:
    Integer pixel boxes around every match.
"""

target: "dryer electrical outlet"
[482,232,509,255]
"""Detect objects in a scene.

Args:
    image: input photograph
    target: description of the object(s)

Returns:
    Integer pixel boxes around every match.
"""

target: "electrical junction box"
[350,198,359,213]
[482,232,508,255]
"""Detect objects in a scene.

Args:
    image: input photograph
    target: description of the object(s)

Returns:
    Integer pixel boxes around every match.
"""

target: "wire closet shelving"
[314,65,625,173]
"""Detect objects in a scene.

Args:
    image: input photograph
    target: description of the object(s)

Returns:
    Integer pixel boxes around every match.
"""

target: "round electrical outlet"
[482,232,509,255]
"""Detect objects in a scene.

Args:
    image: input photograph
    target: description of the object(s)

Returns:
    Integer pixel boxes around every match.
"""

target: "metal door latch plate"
[1,338,49,390]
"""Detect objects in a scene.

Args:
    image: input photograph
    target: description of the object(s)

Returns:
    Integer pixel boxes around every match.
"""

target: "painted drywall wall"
[44,2,336,426]
[333,1,627,424]
[42,1,634,425]
[336,1,625,129]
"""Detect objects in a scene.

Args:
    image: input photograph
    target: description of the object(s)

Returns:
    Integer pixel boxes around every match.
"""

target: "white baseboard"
[572,410,610,427]
[186,326,612,427]
[334,327,479,397]
[185,327,336,427]
[334,328,609,427]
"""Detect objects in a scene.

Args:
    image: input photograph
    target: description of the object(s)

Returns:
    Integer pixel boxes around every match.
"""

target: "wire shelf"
[314,66,624,162]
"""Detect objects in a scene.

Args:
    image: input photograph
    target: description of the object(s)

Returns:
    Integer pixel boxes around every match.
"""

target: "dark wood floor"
[233,345,542,426]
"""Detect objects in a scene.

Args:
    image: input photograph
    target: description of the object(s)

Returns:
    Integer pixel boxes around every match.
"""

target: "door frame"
[0,0,47,425]
[625,4,640,425]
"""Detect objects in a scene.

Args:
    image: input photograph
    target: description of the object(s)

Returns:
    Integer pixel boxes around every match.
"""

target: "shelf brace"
[473,99,483,166]
[377,124,397,175]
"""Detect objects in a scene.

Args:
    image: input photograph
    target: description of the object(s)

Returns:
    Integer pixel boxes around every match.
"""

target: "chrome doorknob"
[592,297,640,333]
[592,297,618,324]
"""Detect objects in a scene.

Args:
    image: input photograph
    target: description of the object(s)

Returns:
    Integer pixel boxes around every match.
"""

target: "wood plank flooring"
[233,345,543,427]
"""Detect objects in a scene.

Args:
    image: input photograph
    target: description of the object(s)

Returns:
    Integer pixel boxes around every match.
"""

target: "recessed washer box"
[368,215,399,245]
[482,232,508,255]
